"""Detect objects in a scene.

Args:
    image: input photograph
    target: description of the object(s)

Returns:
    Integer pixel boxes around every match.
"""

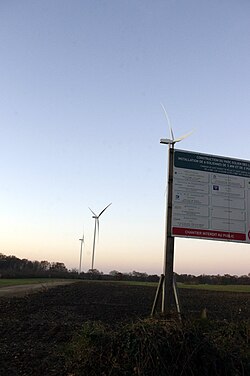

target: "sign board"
[172,149,250,243]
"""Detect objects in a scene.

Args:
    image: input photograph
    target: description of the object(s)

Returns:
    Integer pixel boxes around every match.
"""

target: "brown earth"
[0,281,249,376]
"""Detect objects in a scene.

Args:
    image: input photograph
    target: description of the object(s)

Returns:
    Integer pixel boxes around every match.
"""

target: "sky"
[0,0,250,276]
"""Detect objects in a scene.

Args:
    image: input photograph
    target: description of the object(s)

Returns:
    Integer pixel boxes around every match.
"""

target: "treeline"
[0,253,72,278]
[176,273,250,285]
[0,253,249,284]
[0,254,159,281]
[102,270,250,285]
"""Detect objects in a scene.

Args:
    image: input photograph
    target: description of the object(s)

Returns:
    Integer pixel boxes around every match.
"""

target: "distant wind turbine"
[79,227,84,274]
[89,203,112,270]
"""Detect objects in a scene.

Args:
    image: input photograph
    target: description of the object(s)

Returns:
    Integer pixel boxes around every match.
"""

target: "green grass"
[0,278,68,287]
[120,280,250,292]
[74,280,158,287]
[79,279,250,293]
[178,283,250,293]
[112,280,158,287]
[1,278,250,293]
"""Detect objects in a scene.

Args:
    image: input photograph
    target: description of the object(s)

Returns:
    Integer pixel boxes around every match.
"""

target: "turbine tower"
[159,104,193,314]
[89,203,112,270]
[79,227,84,274]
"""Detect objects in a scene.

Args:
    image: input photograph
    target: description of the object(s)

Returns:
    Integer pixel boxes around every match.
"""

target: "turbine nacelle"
[160,138,174,145]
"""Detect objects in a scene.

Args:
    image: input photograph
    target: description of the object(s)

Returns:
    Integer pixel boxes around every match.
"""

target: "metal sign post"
[152,129,189,316]
[151,112,192,316]
[151,142,178,315]
[161,144,175,313]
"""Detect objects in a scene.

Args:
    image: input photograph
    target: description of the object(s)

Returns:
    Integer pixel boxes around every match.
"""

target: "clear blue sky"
[1,0,249,275]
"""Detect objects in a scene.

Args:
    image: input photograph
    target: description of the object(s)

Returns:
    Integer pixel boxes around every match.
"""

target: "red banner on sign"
[172,227,246,241]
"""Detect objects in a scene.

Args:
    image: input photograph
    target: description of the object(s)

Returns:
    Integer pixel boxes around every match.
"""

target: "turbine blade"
[160,103,174,141]
[98,202,112,217]
[174,129,194,143]
[89,207,97,217]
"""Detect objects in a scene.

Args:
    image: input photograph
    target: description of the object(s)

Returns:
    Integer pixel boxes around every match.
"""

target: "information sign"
[172,150,250,243]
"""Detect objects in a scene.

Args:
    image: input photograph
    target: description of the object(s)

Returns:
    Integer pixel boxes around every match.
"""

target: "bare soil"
[0,281,249,376]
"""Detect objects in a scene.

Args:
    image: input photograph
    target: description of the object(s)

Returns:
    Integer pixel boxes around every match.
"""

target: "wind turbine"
[78,227,84,274]
[160,103,194,146]
[89,203,112,270]
[155,104,193,315]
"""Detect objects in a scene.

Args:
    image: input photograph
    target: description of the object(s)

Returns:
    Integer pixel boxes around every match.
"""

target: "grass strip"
[0,278,68,287]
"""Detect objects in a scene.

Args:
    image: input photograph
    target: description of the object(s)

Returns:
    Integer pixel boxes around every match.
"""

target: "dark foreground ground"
[0,281,249,376]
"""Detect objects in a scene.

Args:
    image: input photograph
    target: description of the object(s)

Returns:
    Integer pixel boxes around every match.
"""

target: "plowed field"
[0,281,249,375]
